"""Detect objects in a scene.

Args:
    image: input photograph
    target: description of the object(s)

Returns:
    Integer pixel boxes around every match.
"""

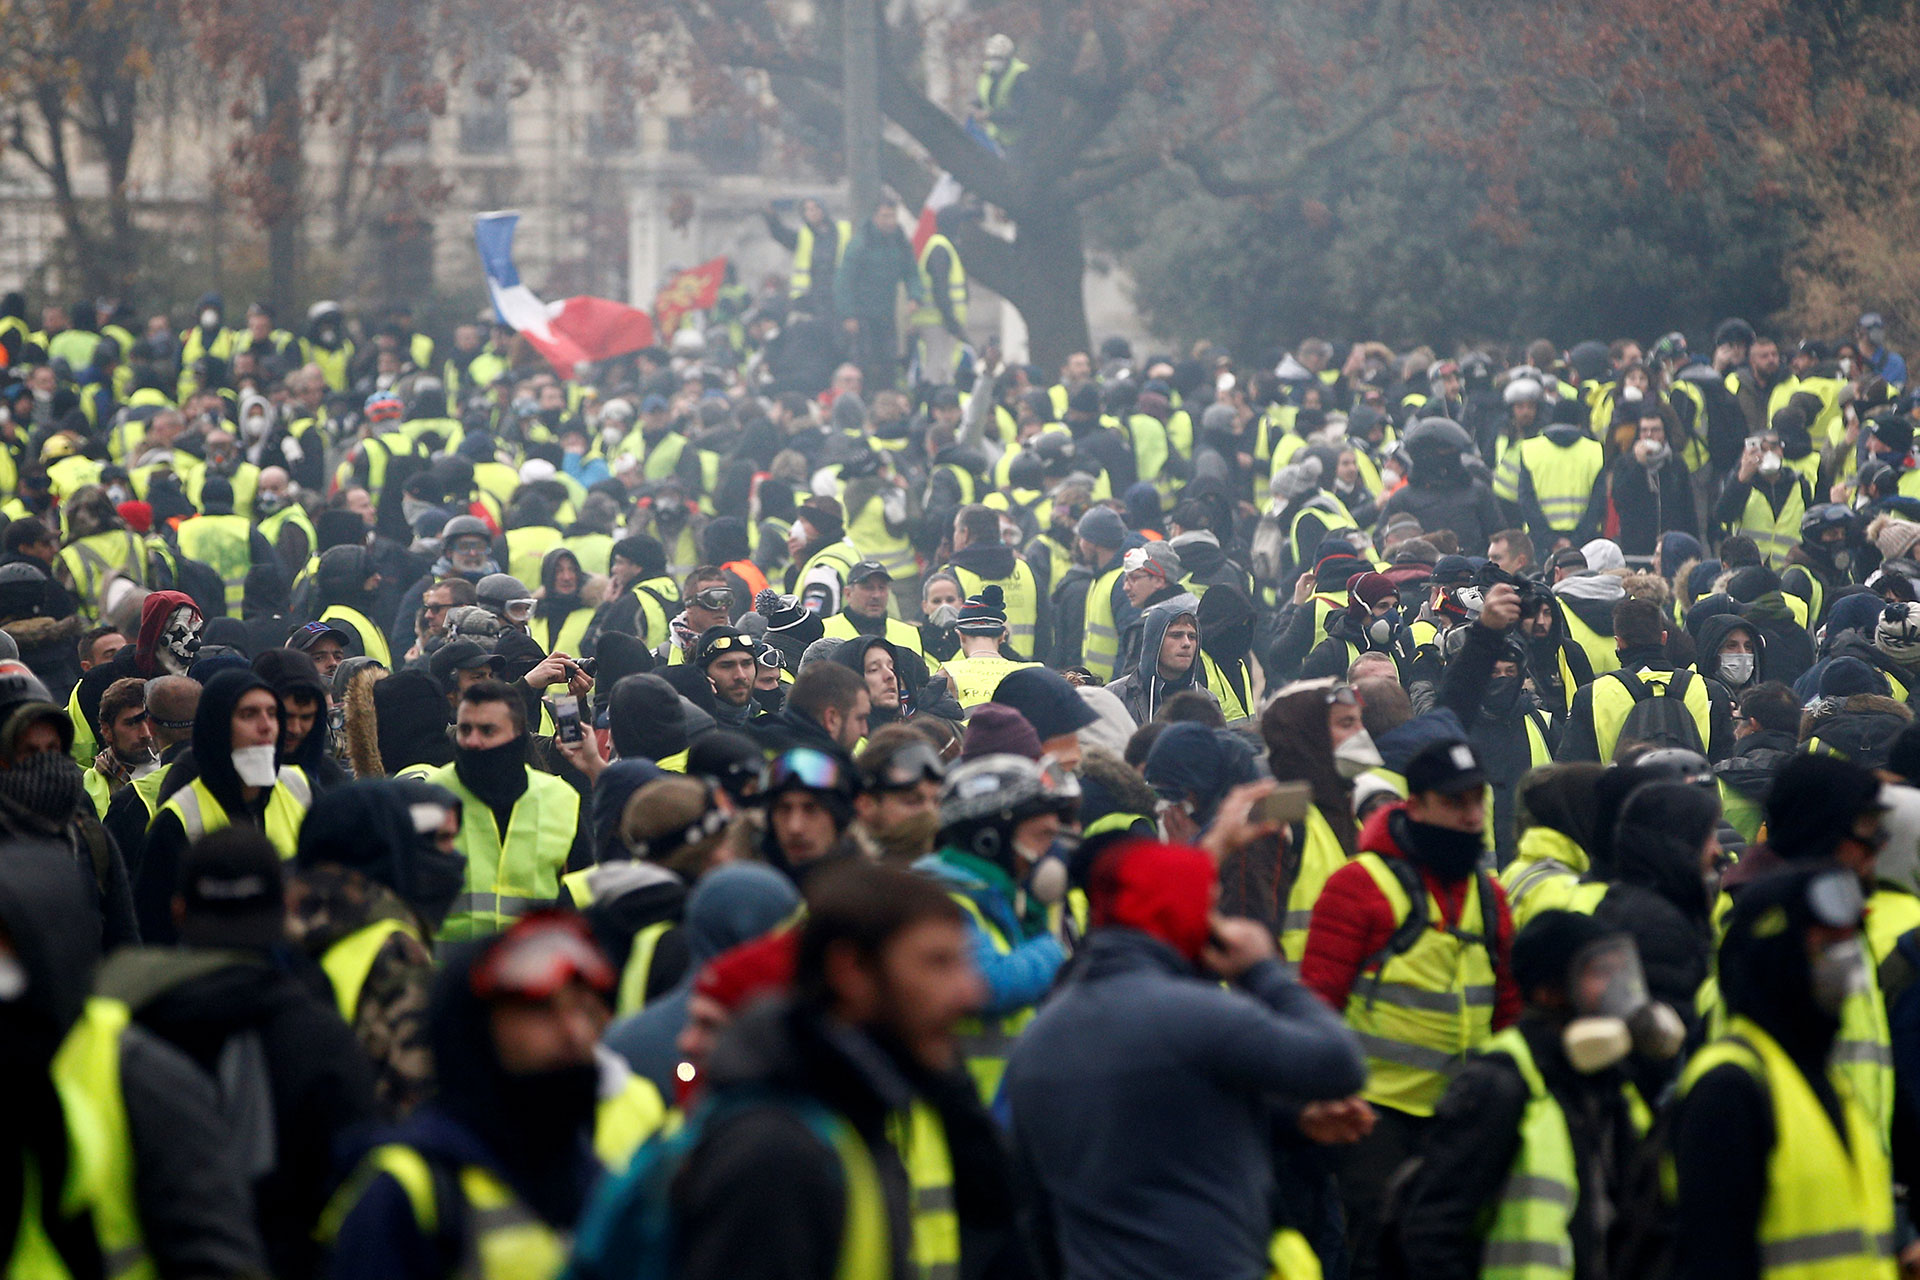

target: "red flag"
[654,257,729,340]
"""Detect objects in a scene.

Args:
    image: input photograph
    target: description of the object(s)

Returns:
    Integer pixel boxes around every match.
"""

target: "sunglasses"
[694,587,734,611]
[470,912,615,1001]
[868,741,946,790]
[763,747,848,794]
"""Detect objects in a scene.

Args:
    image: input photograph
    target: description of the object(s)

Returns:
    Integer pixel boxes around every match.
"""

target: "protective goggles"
[693,586,734,611]
[630,807,730,862]
[470,911,614,1001]
[701,633,754,657]
[1323,682,1358,706]
[504,598,537,622]
[757,646,785,670]
[762,747,850,796]
[866,741,946,791]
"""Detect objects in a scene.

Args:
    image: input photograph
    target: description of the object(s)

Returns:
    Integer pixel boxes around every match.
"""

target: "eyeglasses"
[694,587,734,611]
[867,741,946,790]
[763,747,849,795]
[470,911,614,1001]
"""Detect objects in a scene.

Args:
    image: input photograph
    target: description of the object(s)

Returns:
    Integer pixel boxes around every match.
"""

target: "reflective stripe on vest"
[948,560,1040,655]
[59,530,146,619]
[176,513,253,610]
[1679,1017,1897,1280]
[41,998,154,1280]
[1739,481,1809,568]
[321,918,420,1025]
[887,1099,959,1280]
[157,769,311,858]
[1082,565,1124,682]
[949,893,1038,1104]
[1280,805,1349,963]
[319,604,393,668]
[1479,1025,1577,1279]
[427,764,579,941]
[1343,854,1498,1116]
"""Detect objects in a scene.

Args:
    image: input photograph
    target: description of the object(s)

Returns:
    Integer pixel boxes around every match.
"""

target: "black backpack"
[1610,668,1704,757]
[1353,854,1500,1004]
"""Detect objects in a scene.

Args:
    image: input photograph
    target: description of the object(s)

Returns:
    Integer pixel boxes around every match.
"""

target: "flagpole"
[843,0,882,215]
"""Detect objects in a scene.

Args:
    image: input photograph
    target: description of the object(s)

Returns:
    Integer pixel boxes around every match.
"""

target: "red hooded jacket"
[1299,802,1520,1028]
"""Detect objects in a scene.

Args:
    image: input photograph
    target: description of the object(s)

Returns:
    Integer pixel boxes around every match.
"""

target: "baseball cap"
[1405,740,1488,797]
[846,560,892,584]
[177,829,288,950]
[430,639,506,688]
[288,620,351,652]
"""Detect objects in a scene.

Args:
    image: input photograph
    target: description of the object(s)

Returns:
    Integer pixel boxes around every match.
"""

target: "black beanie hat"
[702,517,751,565]
[1765,753,1886,861]
[1510,909,1613,999]
[798,500,844,544]
[612,534,666,579]
[610,673,687,761]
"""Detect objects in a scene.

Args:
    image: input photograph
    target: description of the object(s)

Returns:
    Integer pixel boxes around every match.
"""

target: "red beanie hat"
[117,501,153,534]
[1087,840,1216,962]
[694,929,797,1012]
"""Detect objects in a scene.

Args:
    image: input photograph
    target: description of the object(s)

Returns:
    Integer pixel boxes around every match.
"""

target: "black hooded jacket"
[0,840,266,1277]
[252,647,350,790]
[97,946,380,1280]
[137,669,284,943]
[828,634,960,727]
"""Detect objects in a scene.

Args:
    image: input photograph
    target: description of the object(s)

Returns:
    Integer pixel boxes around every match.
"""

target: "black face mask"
[455,735,530,809]
[1402,815,1484,881]
[0,751,84,826]
[1482,676,1522,720]
[495,1060,599,1150]
[408,841,468,931]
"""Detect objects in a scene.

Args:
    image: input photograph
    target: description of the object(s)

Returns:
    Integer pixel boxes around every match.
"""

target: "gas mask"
[1719,652,1756,687]
[1562,935,1686,1073]
[157,607,203,675]
[255,488,289,515]
[1758,452,1783,475]
[1333,729,1383,780]
[1811,937,1868,1017]
[1365,609,1401,649]
[1451,585,1485,618]
[1024,838,1075,905]
[928,603,960,630]
[199,308,221,330]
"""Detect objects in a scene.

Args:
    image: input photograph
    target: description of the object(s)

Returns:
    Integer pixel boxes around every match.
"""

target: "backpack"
[564,1089,871,1280]
[1611,668,1704,756]
[1360,854,1500,983]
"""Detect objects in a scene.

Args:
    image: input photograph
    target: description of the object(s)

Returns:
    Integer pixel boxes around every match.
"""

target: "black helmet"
[1401,417,1473,457]
[1800,502,1858,544]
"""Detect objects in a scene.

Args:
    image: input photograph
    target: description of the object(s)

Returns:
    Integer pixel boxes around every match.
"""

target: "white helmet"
[984,33,1015,61]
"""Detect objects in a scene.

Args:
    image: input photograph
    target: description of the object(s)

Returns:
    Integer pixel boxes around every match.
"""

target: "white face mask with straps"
[1333,729,1383,780]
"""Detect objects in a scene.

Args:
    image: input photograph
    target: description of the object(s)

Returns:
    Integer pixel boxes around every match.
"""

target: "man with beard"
[81,675,155,817]
[139,670,316,941]
[0,836,267,1278]
[823,560,926,658]
[324,913,647,1278]
[662,863,1005,1280]
[1301,738,1519,1280]
[72,589,202,765]
[853,727,947,861]
[0,662,140,947]
[423,679,588,940]
[697,626,762,729]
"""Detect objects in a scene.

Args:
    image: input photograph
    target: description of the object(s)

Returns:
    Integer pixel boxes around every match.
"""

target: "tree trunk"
[99,79,140,296]
[973,202,1090,372]
[264,50,303,312]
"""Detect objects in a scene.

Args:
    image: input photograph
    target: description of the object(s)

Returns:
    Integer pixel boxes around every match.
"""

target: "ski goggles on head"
[470,911,614,1002]
[762,747,850,798]
[693,586,734,611]
[504,598,537,623]
[866,741,946,791]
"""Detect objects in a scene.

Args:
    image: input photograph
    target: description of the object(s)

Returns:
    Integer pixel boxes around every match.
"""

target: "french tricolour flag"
[474,211,657,377]
[912,173,964,255]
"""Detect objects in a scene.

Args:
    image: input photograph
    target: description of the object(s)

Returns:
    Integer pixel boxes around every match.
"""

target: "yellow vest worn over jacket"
[1477,1024,1649,1280]
[1497,827,1590,932]
[1342,853,1499,1116]
[320,916,423,1026]
[790,219,853,298]
[428,763,579,941]
[1080,564,1124,682]
[175,513,253,612]
[1512,435,1606,533]
[319,604,393,668]
[824,612,926,661]
[58,530,148,620]
[16,997,157,1280]
[910,234,967,331]
[504,526,564,587]
[941,651,1040,714]
[1735,477,1810,568]
[1678,1016,1896,1279]
[156,768,313,859]
[1280,805,1350,963]
[1586,667,1712,764]
[948,892,1038,1104]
